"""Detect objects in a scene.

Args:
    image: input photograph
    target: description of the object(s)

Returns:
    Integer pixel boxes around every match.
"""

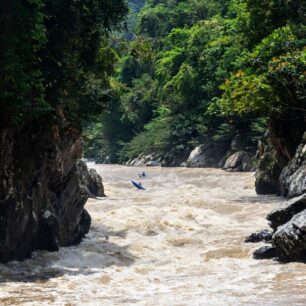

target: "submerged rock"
[253,246,277,260]
[245,230,272,243]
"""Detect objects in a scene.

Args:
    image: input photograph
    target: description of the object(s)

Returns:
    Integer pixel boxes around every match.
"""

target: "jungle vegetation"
[83,0,305,163]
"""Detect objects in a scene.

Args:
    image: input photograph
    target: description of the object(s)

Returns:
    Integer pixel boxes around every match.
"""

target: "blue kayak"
[132,180,146,190]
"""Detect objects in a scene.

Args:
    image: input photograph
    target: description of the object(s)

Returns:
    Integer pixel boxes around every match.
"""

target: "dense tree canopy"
[0,0,128,127]
[3,0,303,162]
[82,0,305,163]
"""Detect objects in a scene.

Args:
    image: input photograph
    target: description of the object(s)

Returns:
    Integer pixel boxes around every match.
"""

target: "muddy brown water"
[1,165,306,305]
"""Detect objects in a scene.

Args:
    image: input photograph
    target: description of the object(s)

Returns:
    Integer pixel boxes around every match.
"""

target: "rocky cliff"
[0,119,104,263]
[248,131,306,262]
[255,117,305,195]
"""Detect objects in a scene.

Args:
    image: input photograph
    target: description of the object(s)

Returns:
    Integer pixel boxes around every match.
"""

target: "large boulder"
[253,246,277,260]
[267,194,306,230]
[252,194,306,262]
[223,151,255,172]
[126,154,162,167]
[77,161,105,197]
[186,142,227,168]
[245,230,272,243]
[272,208,306,261]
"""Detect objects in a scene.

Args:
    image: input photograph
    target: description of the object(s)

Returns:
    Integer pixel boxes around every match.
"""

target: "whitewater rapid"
[1,165,306,305]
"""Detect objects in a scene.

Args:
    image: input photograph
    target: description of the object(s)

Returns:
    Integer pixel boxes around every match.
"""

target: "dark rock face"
[253,185,306,263]
[253,246,277,260]
[251,121,306,262]
[0,122,103,263]
[77,161,105,197]
[279,132,306,198]
[255,117,305,195]
[245,230,272,243]
[72,209,92,245]
[261,134,306,262]
[264,194,306,262]
[162,149,191,167]
[223,151,255,172]
[255,139,287,195]
[272,209,306,261]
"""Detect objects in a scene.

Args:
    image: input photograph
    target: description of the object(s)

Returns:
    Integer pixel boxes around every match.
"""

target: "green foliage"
[216,71,274,116]
[243,0,305,46]
[0,0,49,125]
[0,0,128,127]
[212,123,236,143]
[119,113,197,160]
[83,0,305,162]
[121,74,158,130]
[214,26,306,118]
[137,0,231,37]
[118,38,155,86]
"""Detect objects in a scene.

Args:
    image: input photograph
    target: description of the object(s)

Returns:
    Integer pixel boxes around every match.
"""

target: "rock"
[146,160,161,167]
[72,209,91,245]
[255,146,287,194]
[126,154,162,167]
[254,132,287,195]
[253,246,277,260]
[245,230,272,243]
[77,161,105,197]
[267,194,306,230]
[287,166,306,198]
[223,151,255,172]
[0,121,99,263]
[254,119,306,261]
[255,179,279,195]
[272,209,306,262]
[279,132,306,198]
[186,142,227,168]
[162,149,191,167]
[36,208,60,252]
[88,168,105,197]
[255,116,305,196]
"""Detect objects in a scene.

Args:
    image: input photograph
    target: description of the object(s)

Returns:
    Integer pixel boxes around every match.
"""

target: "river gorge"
[0,165,306,305]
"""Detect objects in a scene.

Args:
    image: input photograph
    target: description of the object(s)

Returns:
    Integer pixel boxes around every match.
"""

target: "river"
[1,165,306,305]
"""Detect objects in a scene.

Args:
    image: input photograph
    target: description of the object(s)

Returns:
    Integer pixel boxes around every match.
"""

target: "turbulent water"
[1,165,306,305]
